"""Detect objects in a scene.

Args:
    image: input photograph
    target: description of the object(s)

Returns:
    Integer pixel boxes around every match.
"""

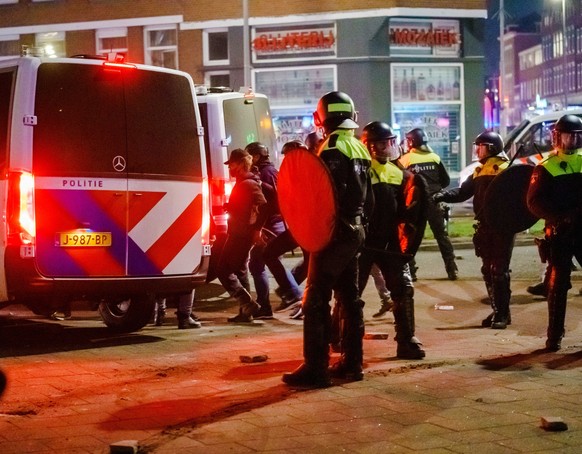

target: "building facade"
[504,0,582,125]
[0,0,487,177]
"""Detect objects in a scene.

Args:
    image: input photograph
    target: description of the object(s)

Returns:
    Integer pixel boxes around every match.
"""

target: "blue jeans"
[249,220,288,309]
[263,229,303,303]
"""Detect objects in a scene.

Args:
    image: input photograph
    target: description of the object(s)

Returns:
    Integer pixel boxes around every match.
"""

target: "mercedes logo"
[112,155,126,172]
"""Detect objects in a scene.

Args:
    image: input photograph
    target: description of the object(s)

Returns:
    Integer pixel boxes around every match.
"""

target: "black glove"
[432,191,446,203]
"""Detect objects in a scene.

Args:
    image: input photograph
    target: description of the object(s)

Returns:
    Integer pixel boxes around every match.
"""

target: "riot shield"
[398,172,429,256]
[481,164,539,233]
[277,147,338,252]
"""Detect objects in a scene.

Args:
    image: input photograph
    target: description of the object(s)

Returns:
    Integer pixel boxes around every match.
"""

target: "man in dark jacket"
[399,128,457,280]
[245,141,291,319]
[217,148,266,323]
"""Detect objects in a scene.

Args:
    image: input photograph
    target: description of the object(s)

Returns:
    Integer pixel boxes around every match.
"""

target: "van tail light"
[7,171,36,247]
[201,178,211,246]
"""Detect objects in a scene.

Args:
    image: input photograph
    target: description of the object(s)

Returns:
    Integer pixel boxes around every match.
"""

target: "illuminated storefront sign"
[252,23,336,62]
[389,19,461,57]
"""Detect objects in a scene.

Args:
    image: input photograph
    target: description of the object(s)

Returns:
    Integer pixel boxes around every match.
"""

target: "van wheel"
[98,294,156,333]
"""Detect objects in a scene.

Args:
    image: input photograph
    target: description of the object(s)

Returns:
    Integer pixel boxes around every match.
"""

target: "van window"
[223,97,276,154]
[33,63,201,179]
[0,68,15,173]
[518,122,554,158]
[125,70,202,179]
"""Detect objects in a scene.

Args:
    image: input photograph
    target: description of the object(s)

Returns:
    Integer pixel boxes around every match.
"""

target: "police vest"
[370,159,404,186]
[473,156,509,179]
[539,149,582,176]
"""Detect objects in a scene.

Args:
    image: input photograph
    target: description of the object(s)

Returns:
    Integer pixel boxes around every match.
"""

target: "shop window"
[204,71,230,88]
[35,31,65,58]
[96,28,128,57]
[254,65,336,148]
[144,25,178,69]
[203,29,229,66]
[0,35,19,60]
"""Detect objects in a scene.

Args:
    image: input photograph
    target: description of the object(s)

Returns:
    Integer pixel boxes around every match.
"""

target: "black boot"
[329,302,364,381]
[489,270,511,329]
[393,292,425,359]
[445,259,458,281]
[546,288,567,351]
[283,305,331,388]
[178,313,201,329]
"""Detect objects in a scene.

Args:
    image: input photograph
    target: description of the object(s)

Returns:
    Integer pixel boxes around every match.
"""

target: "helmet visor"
[473,143,492,160]
[372,138,400,161]
[553,130,582,151]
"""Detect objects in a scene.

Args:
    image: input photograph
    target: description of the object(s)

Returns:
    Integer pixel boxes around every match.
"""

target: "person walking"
[358,121,426,359]
[217,148,266,323]
[399,128,458,280]
[262,140,309,317]
[434,131,514,329]
[282,91,371,387]
[526,114,582,351]
[245,141,287,319]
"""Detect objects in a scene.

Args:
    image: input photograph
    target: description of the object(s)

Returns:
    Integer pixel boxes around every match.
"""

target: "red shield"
[278,148,338,252]
[398,172,428,256]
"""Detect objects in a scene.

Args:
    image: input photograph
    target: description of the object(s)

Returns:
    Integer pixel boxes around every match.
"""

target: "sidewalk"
[1,246,582,453]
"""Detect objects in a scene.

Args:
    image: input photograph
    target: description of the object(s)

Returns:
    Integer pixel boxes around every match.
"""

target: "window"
[203,29,229,66]
[0,35,19,60]
[0,69,15,172]
[0,0,18,4]
[96,28,128,57]
[35,31,66,58]
[204,71,230,88]
[144,25,178,69]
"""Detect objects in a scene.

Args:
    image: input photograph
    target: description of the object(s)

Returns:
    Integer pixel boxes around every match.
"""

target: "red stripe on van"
[145,195,203,271]
[127,192,167,231]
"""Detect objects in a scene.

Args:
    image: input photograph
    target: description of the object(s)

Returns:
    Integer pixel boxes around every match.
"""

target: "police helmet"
[314,91,358,132]
[361,121,396,145]
[281,140,308,155]
[405,128,428,149]
[552,114,582,151]
[245,142,269,157]
[473,131,504,160]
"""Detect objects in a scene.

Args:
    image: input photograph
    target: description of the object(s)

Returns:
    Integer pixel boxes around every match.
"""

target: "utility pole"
[243,0,251,89]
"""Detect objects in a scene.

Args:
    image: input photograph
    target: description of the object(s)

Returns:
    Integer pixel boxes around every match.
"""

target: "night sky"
[485,0,544,77]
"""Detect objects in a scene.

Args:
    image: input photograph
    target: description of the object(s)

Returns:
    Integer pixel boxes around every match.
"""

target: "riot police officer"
[282,91,371,387]
[359,121,426,359]
[434,132,514,329]
[399,128,458,280]
[527,114,582,351]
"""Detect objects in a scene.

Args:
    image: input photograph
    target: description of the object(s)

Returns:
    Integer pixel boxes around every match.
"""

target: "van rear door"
[32,62,205,279]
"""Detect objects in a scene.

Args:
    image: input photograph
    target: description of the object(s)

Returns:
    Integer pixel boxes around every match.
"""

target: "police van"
[195,86,278,281]
[0,51,211,332]
[458,109,582,186]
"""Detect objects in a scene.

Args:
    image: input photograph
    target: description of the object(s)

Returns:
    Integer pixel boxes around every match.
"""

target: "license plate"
[57,232,112,247]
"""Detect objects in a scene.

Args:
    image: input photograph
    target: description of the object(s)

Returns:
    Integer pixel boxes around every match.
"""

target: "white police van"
[195,86,278,281]
[459,109,582,186]
[0,51,211,331]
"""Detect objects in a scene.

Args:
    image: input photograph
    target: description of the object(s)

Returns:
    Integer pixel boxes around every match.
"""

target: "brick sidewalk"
[1,251,582,453]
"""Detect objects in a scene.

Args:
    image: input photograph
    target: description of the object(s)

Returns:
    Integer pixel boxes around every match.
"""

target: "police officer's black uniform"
[527,114,582,351]
[435,132,514,329]
[358,122,426,360]
[399,128,457,280]
[282,92,371,387]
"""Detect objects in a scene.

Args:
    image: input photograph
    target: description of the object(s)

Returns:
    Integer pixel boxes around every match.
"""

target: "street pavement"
[2,237,582,453]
